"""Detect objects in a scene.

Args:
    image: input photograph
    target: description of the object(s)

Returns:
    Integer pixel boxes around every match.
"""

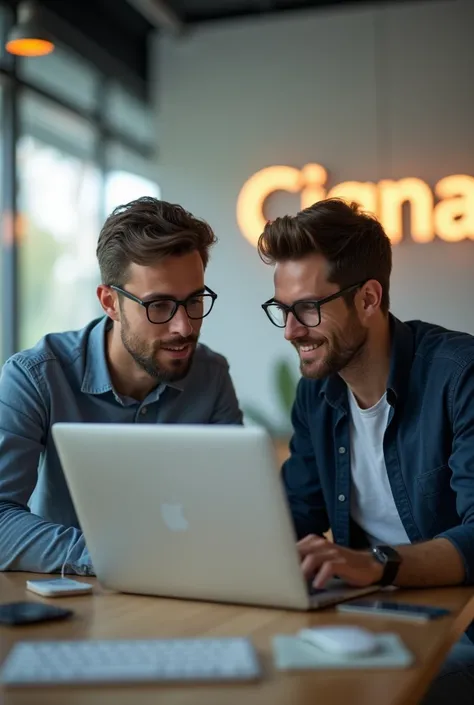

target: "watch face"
[373,547,388,563]
[375,545,401,564]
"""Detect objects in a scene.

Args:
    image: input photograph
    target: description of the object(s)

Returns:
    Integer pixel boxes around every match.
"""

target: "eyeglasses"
[110,285,218,324]
[262,282,366,329]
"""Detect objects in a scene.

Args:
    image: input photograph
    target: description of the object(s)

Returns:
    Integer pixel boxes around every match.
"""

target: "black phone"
[0,601,73,626]
[337,599,451,622]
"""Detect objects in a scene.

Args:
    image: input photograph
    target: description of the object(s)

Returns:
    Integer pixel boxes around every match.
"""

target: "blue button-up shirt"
[283,315,474,582]
[0,317,242,575]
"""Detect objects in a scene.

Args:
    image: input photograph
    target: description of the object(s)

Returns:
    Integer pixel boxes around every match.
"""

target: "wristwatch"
[371,545,402,586]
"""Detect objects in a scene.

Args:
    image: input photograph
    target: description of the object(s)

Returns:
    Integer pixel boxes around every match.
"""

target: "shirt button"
[338,446,346,454]
[338,494,346,502]
[141,407,148,415]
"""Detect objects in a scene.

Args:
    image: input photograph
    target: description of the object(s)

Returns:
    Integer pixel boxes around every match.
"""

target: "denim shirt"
[0,316,242,575]
[282,315,474,582]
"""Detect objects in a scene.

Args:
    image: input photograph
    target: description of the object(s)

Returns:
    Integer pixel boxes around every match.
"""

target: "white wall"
[155,0,474,427]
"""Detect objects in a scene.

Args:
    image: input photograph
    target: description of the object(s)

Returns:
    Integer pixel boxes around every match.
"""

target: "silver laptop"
[52,423,378,610]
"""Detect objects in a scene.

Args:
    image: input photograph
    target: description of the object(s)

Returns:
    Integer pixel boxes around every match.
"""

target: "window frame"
[0,2,157,362]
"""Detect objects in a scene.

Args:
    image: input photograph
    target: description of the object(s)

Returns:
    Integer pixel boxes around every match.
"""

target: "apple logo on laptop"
[160,503,189,532]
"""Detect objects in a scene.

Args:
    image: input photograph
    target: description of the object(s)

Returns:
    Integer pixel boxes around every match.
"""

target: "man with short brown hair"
[258,197,474,704]
[0,197,242,575]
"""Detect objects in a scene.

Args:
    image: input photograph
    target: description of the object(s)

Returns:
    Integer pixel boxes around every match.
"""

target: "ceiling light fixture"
[6,1,55,57]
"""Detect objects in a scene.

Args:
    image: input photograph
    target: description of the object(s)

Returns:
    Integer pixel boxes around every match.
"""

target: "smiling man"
[258,198,474,704]
[0,197,242,575]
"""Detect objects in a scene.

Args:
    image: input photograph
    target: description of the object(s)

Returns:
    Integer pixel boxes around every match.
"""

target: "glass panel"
[18,43,99,112]
[105,81,155,146]
[18,92,102,350]
[21,90,95,159]
[105,141,160,216]
[0,82,3,360]
[0,2,13,66]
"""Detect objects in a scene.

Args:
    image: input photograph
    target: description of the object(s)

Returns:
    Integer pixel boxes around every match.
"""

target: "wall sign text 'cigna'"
[236,163,474,247]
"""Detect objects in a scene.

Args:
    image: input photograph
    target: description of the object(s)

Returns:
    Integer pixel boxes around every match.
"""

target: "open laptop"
[52,423,379,610]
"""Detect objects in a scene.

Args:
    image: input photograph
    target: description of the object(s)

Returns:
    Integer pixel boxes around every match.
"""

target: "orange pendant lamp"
[6,1,55,57]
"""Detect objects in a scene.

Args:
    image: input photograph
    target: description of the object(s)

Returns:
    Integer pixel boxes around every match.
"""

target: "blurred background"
[0,0,473,439]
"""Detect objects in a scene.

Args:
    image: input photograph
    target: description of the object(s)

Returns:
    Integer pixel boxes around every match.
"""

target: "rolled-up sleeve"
[0,357,93,574]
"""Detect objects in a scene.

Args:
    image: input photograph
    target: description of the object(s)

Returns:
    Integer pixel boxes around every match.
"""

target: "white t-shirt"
[348,389,410,546]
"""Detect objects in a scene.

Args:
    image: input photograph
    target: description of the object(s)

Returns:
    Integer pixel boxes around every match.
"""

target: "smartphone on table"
[0,601,73,626]
[337,599,451,622]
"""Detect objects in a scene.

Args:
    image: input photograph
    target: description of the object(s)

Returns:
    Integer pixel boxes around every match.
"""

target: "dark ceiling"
[164,0,418,23]
[41,0,420,28]
[6,0,419,95]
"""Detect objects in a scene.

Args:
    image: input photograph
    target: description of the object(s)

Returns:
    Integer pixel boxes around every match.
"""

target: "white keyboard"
[0,638,261,687]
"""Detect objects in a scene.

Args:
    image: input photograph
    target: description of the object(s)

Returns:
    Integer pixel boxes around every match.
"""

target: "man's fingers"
[300,549,341,578]
[312,559,346,588]
[301,555,316,579]
[297,535,327,556]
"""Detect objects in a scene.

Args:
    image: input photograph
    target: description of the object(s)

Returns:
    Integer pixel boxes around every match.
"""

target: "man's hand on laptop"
[297,535,383,589]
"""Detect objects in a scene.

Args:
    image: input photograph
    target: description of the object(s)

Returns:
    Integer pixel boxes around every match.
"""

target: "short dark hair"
[97,196,217,286]
[257,198,392,313]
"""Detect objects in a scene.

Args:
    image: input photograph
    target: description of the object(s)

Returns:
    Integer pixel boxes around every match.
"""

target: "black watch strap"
[371,545,402,586]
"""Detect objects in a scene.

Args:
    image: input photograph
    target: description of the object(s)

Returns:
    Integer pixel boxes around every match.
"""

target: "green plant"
[243,358,299,437]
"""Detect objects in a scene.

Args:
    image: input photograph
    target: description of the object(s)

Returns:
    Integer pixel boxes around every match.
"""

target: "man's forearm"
[0,501,94,575]
[393,538,465,587]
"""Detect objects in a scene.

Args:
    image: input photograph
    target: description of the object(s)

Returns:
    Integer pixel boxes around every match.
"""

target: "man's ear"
[97,285,120,322]
[358,280,383,320]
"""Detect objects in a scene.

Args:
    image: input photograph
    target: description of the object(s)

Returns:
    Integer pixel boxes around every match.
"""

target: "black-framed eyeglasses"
[261,281,366,329]
[110,285,218,324]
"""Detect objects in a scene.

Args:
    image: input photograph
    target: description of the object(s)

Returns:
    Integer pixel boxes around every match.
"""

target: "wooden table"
[1,573,474,705]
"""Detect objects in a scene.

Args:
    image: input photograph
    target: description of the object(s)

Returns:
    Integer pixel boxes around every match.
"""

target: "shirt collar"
[81,316,190,397]
[320,313,414,409]
[81,317,114,395]
[385,313,415,404]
